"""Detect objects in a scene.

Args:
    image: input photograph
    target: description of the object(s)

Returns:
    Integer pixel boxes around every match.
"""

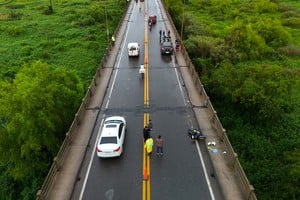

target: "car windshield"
[129,47,137,51]
[100,136,117,144]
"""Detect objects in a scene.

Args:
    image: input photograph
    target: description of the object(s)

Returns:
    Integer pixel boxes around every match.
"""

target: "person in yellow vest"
[111,35,115,46]
[144,136,153,155]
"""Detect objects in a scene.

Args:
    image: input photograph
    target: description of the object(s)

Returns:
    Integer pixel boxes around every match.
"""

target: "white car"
[128,42,140,57]
[96,116,126,158]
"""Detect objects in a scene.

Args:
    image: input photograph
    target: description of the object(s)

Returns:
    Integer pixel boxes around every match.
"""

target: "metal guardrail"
[36,2,130,199]
[160,1,257,199]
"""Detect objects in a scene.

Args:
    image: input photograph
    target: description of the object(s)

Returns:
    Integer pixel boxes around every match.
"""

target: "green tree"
[226,22,271,60]
[209,63,299,123]
[255,18,291,48]
[0,61,83,198]
[284,148,300,199]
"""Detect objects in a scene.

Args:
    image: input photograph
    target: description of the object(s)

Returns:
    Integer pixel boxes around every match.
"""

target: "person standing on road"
[156,135,163,156]
[147,119,153,130]
[145,137,154,155]
[143,126,150,142]
[111,35,115,46]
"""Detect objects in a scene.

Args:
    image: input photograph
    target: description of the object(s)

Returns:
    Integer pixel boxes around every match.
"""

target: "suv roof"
[162,41,172,47]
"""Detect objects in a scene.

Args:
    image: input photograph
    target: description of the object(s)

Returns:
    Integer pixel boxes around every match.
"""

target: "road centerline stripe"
[142,1,151,200]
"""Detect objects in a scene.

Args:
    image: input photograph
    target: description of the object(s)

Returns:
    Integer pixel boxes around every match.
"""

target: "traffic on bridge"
[70,0,221,199]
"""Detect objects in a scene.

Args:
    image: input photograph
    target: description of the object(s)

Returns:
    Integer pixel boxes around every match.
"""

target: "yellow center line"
[142,1,150,200]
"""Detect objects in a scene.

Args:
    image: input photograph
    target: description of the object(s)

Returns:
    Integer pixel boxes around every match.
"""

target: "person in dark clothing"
[143,126,150,142]
[147,119,153,130]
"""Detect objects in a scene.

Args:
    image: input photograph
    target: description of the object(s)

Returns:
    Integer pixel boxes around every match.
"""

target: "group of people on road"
[143,119,164,156]
[159,29,171,43]
[159,29,182,51]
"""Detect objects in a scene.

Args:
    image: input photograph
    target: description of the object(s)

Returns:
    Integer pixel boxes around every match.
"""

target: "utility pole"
[180,0,185,40]
[49,0,53,13]
[105,6,110,46]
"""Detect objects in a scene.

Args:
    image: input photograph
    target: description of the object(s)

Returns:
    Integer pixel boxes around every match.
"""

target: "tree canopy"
[167,0,300,199]
[0,61,83,199]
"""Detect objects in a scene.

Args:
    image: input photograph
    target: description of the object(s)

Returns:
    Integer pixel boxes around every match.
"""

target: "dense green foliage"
[0,61,83,199]
[165,0,300,199]
[0,0,124,199]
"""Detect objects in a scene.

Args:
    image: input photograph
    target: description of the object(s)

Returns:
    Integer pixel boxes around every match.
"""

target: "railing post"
[88,87,93,97]
[221,128,226,142]
[204,97,210,108]
[75,113,81,125]
[248,185,255,200]
[199,84,204,95]
[36,189,42,199]
[211,110,217,123]
[82,98,87,109]
[65,132,71,145]
[53,156,61,171]
[231,152,238,168]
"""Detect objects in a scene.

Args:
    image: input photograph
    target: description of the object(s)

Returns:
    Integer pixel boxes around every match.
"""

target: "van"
[128,42,140,57]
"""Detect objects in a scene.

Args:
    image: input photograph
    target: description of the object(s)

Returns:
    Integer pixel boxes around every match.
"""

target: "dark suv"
[160,36,173,55]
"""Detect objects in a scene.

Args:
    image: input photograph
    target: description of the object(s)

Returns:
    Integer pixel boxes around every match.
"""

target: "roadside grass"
[0,0,122,86]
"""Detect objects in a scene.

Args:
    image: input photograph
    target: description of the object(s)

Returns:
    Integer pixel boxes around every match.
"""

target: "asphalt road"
[71,1,220,200]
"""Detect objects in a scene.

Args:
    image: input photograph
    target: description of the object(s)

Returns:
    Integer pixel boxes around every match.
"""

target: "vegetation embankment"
[0,0,126,199]
[164,0,300,199]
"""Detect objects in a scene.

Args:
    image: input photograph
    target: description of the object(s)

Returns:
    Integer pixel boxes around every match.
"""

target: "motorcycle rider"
[139,64,145,78]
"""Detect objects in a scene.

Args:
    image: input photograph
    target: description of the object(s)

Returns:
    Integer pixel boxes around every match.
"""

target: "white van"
[128,42,140,57]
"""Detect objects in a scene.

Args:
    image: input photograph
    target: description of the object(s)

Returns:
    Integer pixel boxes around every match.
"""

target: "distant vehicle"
[160,36,173,55]
[96,116,126,158]
[128,42,140,57]
[139,64,145,78]
[148,15,157,24]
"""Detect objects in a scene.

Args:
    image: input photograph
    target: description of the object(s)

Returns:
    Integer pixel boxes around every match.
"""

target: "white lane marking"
[196,141,216,200]
[78,117,105,200]
[170,36,216,200]
[79,4,133,199]
[104,22,130,109]
[172,57,187,107]
[172,52,216,200]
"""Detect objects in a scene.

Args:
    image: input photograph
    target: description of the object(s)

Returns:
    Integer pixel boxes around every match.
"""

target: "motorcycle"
[139,64,145,78]
[175,39,181,51]
[148,21,152,31]
[188,128,206,141]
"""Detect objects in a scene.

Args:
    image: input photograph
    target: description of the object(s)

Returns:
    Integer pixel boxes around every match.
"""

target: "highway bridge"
[36,0,256,200]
